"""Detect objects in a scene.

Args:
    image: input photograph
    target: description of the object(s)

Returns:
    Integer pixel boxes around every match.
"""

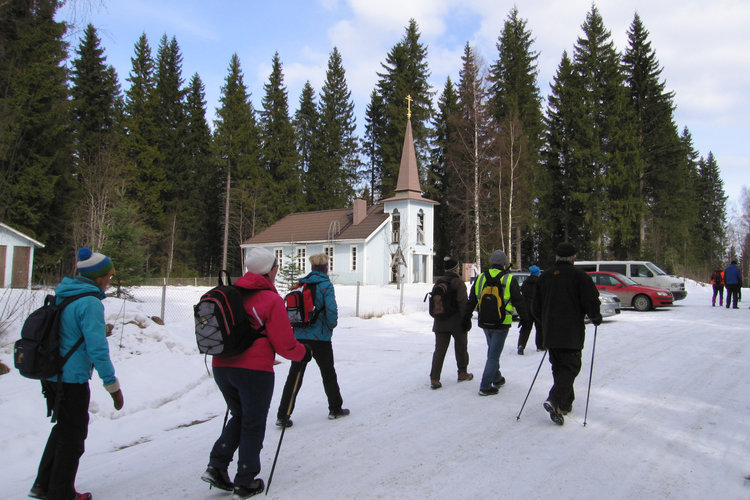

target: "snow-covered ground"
[1,279,749,499]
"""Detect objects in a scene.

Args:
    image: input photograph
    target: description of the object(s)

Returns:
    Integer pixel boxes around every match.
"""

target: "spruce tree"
[314,47,359,209]
[259,52,300,218]
[214,54,264,273]
[294,80,320,210]
[123,33,162,251]
[183,73,219,275]
[488,7,544,266]
[375,19,433,198]
[623,14,690,267]
[695,152,727,266]
[69,24,124,251]
[572,5,642,258]
[428,78,466,265]
[363,89,386,202]
[0,0,73,277]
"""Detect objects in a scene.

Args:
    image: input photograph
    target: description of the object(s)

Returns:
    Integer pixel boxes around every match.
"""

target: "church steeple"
[386,95,434,202]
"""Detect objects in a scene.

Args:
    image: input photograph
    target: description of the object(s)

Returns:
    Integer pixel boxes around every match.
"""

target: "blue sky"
[57,0,749,210]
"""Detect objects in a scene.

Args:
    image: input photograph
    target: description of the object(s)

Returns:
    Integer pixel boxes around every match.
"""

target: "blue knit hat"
[529,265,541,276]
[77,247,114,279]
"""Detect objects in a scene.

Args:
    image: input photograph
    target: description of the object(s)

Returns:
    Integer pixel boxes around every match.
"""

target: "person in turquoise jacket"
[276,253,349,426]
[30,248,123,500]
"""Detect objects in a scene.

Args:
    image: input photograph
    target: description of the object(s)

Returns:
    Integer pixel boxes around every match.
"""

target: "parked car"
[597,290,621,318]
[575,260,686,300]
[587,271,673,311]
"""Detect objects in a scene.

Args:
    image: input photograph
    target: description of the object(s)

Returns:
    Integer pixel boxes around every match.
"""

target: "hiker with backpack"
[466,250,528,396]
[531,242,602,426]
[29,248,123,500]
[276,253,349,426]
[427,256,472,390]
[201,248,311,499]
[710,265,724,306]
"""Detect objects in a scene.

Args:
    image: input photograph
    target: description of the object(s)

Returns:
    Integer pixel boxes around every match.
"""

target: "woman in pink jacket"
[201,248,311,499]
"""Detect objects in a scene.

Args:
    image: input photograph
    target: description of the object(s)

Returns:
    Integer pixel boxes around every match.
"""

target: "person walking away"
[466,250,528,396]
[428,256,473,390]
[30,248,124,500]
[202,248,311,499]
[710,266,724,306]
[276,253,349,426]
[724,260,743,309]
[531,242,601,426]
[517,265,544,354]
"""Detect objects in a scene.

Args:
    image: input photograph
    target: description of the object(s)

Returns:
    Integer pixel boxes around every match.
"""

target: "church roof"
[382,118,437,205]
[241,205,389,245]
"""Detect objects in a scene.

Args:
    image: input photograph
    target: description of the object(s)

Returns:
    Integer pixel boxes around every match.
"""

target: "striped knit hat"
[76,247,114,279]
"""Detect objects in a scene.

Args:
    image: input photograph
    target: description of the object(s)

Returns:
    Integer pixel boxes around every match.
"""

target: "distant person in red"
[710,265,724,307]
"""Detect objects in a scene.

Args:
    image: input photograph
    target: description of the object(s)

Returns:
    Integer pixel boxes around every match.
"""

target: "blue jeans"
[480,327,509,389]
[209,367,274,488]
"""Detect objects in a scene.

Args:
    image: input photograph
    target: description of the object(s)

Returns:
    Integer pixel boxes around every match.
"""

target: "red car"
[587,271,673,311]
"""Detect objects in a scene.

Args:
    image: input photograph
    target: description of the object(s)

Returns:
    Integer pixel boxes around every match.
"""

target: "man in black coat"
[429,256,472,389]
[531,242,602,425]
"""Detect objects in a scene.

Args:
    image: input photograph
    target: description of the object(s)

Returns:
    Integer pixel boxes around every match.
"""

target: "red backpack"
[285,283,321,328]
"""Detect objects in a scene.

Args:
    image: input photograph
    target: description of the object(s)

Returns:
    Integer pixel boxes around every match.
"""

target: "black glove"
[462,316,472,332]
[592,315,603,326]
[301,344,313,363]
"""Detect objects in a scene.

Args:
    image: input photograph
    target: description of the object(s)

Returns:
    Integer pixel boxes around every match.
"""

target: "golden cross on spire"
[405,94,413,119]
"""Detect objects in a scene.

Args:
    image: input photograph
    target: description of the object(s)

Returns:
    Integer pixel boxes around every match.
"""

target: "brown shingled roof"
[242,205,389,245]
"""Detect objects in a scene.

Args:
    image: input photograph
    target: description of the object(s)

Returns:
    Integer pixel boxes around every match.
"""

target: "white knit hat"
[245,248,276,275]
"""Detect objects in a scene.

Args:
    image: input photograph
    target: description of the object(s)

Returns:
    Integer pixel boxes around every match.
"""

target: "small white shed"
[0,223,45,288]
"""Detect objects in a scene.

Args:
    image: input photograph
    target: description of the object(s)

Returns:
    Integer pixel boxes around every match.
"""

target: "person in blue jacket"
[30,248,124,500]
[276,253,348,426]
[723,260,743,309]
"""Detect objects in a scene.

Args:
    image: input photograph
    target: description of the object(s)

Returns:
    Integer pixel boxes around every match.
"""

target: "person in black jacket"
[531,242,601,425]
[429,256,472,389]
[517,265,543,355]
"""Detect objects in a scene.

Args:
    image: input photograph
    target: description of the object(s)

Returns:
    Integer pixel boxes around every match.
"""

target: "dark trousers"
[430,330,469,380]
[278,339,343,419]
[547,348,582,412]
[712,285,724,305]
[518,319,543,350]
[726,284,740,308]
[35,381,90,500]
[210,367,274,488]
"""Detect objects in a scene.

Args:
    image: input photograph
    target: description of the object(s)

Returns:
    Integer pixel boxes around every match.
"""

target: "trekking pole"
[516,349,548,421]
[266,367,303,496]
[583,324,598,427]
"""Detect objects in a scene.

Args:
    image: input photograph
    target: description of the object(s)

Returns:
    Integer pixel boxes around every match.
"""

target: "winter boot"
[478,386,499,396]
[492,376,506,388]
[517,346,524,355]
[275,417,293,428]
[232,479,264,499]
[544,400,564,426]
[430,379,442,389]
[201,466,233,491]
[73,494,92,500]
[457,371,474,382]
[328,408,350,420]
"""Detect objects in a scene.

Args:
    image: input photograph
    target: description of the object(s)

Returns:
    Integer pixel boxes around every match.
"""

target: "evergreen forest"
[2,1,743,285]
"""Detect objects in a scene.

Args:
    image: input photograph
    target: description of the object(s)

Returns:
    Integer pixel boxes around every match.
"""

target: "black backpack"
[425,278,457,319]
[14,291,99,380]
[194,271,266,356]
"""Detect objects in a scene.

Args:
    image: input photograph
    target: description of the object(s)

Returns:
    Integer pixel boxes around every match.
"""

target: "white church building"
[240,117,437,285]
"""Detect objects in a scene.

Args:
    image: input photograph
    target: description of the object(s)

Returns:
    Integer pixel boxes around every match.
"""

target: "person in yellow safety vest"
[465,250,528,396]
